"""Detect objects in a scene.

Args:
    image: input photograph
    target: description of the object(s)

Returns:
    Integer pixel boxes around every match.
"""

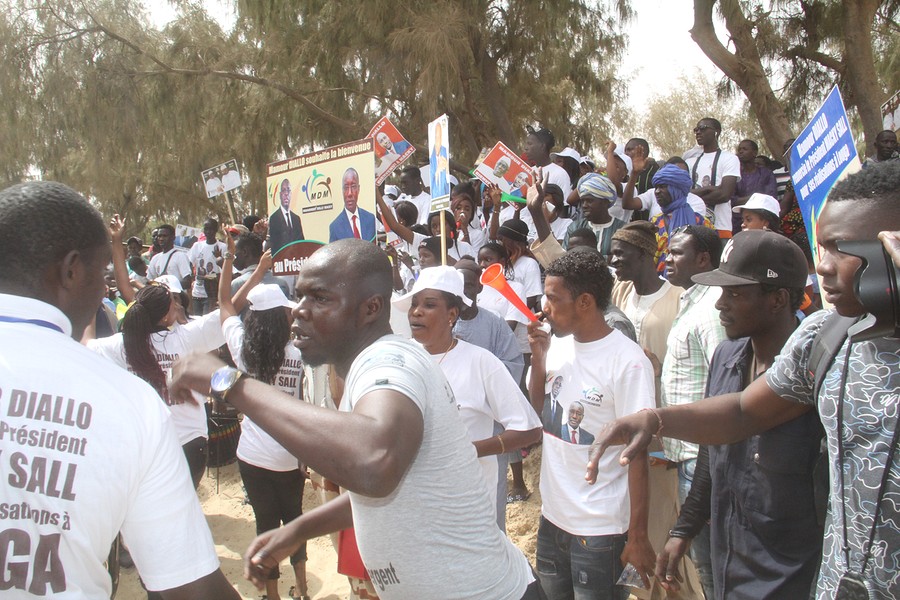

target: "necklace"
[437,338,457,365]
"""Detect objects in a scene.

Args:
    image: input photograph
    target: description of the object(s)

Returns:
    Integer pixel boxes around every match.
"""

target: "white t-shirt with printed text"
[689,150,741,231]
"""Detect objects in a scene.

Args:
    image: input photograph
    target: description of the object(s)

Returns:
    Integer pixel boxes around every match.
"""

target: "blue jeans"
[678,458,714,599]
[536,517,628,600]
[191,296,212,316]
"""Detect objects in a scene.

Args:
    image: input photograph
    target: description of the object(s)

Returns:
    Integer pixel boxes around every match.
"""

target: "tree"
[0,0,633,233]
[690,0,898,158]
[640,71,765,160]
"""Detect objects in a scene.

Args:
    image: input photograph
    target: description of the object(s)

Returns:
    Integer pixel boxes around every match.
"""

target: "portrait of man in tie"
[329,167,376,243]
[542,375,565,438]
[268,178,305,253]
[560,401,594,445]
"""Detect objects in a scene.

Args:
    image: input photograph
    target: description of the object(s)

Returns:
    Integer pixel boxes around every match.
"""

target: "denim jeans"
[191,296,212,316]
[536,517,628,600]
[678,458,714,599]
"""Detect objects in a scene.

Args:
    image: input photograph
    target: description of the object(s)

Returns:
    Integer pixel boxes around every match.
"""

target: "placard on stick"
[428,114,451,212]
[367,117,415,185]
[473,141,533,196]
[266,139,376,275]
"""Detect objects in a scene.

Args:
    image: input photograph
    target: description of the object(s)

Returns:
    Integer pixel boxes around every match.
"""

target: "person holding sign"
[269,178,305,253]
[329,168,376,243]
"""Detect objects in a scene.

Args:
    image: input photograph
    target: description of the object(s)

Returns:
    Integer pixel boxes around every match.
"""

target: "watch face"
[211,367,239,393]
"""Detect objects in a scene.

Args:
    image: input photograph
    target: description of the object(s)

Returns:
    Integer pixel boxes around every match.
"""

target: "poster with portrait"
[174,224,203,249]
[201,159,242,199]
[428,114,451,211]
[367,117,416,185]
[266,139,376,275]
[473,141,533,196]
[882,90,900,132]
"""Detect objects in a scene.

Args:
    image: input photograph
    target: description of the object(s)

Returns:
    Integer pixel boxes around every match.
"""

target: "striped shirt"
[660,283,727,462]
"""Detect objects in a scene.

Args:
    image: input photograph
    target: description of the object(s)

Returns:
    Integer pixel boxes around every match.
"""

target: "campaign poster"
[367,117,416,185]
[789,86,860,253]
[428,114,451,211]
[882,90,900,132]
[175,224,202,248]
[473,141,533,196]
[201,159,242,199]
[266,139,376,275]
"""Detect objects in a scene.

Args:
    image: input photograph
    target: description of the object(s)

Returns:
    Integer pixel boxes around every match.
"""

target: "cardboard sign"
[367,117,416,185]
[882,90,900,132]
[789,86,861,251]
[473,141,532,196]
[266,139,376,275]
[201,159,242,199]
[428,114,451,211]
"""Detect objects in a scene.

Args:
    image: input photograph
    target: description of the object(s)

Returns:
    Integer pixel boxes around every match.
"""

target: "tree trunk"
[691,0,793,157]
[479,49,518,149]
[841,0,885,157]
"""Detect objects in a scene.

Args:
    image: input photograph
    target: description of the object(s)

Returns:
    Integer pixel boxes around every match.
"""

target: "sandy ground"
[115,448,544,599]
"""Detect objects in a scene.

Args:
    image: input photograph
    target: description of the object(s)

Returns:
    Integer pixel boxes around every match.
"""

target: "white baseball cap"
[392,265,472,311]
[153,274,183,293]
[247,284,297,312]
[549,147,581,162]
[613,150,633,178]
[734,193,780,217]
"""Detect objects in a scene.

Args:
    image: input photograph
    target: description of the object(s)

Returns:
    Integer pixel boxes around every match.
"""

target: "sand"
[114,448,544,599]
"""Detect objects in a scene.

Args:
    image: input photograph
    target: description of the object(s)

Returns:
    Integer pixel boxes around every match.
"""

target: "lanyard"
[836,340,900,577]
[691,149,722,187]
[0,315,64,334]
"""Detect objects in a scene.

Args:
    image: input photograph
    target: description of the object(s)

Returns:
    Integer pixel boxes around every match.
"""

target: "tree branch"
[785,45,846,75]
[76,8,366,137]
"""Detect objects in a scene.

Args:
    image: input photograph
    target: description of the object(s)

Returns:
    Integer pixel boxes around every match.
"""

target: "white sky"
[622,0,724,106]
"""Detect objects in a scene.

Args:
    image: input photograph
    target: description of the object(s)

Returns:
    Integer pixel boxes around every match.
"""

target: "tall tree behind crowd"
[0,0,631,230]
[691,0,898,158]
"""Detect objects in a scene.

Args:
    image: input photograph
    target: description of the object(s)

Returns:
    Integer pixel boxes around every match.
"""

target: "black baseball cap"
[692,229,808,288]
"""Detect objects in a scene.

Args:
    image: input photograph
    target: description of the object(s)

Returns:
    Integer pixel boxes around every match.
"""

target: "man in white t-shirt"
[528,248,656,599]
[147,224,193,290]
[687,118,741,239]
[0,181,237,599]
[397,165,433,226]
[187,218,227,316]
[170,239,541,600]
[524,126,573,206]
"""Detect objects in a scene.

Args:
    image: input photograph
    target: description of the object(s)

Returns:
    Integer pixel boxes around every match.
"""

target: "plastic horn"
[480,263,538,322]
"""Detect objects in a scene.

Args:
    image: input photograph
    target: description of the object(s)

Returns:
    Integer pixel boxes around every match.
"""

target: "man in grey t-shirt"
[171,239,542,600]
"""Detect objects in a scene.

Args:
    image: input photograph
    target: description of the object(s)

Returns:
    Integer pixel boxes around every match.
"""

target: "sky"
[622,0,724,106]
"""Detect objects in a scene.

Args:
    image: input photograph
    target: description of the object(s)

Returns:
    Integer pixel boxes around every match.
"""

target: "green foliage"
[0,0,632,234]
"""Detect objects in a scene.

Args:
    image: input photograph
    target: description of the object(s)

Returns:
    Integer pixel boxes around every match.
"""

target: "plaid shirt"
[660,283,727,462]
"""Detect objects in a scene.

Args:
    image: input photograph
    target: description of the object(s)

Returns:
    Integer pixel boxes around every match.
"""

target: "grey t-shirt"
[766,310,900,600]
[453,307,524,383]
[341,335,533,600]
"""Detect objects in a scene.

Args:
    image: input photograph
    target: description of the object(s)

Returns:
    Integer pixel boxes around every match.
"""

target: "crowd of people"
[0,121,898,600]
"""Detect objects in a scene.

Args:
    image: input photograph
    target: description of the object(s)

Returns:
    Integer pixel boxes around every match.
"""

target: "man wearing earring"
[688,118,741,240]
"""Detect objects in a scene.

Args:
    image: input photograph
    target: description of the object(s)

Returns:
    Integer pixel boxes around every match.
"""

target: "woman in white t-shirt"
[87,282,225,489]
[451,181,488,252]
[394,266,541,526]
[219,242,310,600]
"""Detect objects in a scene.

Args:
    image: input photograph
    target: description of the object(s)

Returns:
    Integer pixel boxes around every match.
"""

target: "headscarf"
[576,173,616,203]
[652,164,696,230]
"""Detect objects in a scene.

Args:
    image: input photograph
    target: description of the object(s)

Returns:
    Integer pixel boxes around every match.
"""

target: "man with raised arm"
[170,239,541,600]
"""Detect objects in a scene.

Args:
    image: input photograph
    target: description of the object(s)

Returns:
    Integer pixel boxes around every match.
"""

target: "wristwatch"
[210,366,244,404]
[223,251,235,260]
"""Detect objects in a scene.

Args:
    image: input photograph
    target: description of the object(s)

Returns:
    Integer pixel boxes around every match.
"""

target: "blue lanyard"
[0,315,65,334]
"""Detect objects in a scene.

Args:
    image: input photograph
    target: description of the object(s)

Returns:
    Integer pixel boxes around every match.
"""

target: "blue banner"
[790,86,859,250]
